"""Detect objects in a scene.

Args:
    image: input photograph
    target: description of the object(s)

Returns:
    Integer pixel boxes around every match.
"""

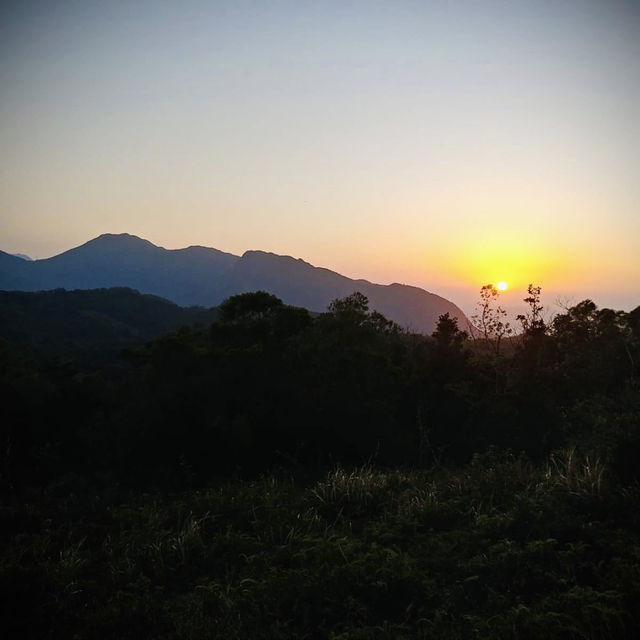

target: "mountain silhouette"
[0,233,468,333]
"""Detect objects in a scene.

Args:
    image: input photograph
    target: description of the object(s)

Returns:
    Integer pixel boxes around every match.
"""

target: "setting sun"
[497,281,508,291]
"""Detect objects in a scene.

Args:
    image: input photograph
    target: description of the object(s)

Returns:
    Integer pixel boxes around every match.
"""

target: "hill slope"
[0,287,218,365]
[0,234,468,333]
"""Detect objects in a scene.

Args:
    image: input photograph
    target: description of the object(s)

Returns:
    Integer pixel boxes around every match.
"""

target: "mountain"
[0,233,468,333]
[0,234,238,306]
[11,253,33,261]
[222,250,468,333]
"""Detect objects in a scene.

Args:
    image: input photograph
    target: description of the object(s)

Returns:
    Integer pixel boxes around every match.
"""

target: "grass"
[2,451,640,638]
[547,447,607,497]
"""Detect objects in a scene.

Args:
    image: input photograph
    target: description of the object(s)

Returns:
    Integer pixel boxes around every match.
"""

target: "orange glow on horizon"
[425,225,585,296]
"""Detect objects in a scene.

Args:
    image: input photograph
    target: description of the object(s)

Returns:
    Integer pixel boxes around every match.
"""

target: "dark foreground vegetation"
[1,285,639,638]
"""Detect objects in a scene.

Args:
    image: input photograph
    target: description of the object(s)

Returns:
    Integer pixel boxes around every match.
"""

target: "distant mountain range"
[0,233,468,333]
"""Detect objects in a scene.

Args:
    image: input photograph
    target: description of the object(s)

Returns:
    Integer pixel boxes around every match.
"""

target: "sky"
[1,0,639,315]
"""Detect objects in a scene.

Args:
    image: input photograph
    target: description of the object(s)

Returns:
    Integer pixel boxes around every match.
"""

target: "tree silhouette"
[516,284,545,340]
[471,284,512,355]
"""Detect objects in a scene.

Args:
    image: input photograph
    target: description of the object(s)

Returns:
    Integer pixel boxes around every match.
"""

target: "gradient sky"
[1,0,639,315]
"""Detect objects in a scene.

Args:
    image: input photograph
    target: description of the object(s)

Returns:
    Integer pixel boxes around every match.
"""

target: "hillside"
[0,234,468,333]
[0,287,218,365]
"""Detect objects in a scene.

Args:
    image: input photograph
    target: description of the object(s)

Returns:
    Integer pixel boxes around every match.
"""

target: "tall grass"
[546,447,607,497]
[2,451,639,639]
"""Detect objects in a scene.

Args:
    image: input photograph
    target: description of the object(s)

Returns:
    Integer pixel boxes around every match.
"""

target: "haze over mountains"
[0,233,468,333]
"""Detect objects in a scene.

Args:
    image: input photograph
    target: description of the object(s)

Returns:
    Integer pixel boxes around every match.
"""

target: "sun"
[497,281,508,291]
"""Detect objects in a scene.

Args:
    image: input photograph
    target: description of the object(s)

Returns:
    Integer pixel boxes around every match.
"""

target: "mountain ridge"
[0,233,468,333]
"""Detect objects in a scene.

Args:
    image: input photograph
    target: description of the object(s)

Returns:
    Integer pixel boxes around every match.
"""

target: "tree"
[414,313,471,465]
[471,284,512,355]
[551,300,637,392]
[215,291,310,347]
[328,291,369,316]
[433,312,468,350]
[516,284,546,340]
[219,291,283,324]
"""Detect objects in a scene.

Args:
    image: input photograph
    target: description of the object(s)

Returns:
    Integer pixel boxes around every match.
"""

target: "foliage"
[0,287,218,367]
[1,284,640,636]
[517,284,546,340]
[471,284,513,354]
[2,458,640,638]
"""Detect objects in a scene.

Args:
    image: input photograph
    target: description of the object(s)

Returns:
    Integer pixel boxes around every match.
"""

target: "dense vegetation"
[1,285,639,638]
[0,288,218,367]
